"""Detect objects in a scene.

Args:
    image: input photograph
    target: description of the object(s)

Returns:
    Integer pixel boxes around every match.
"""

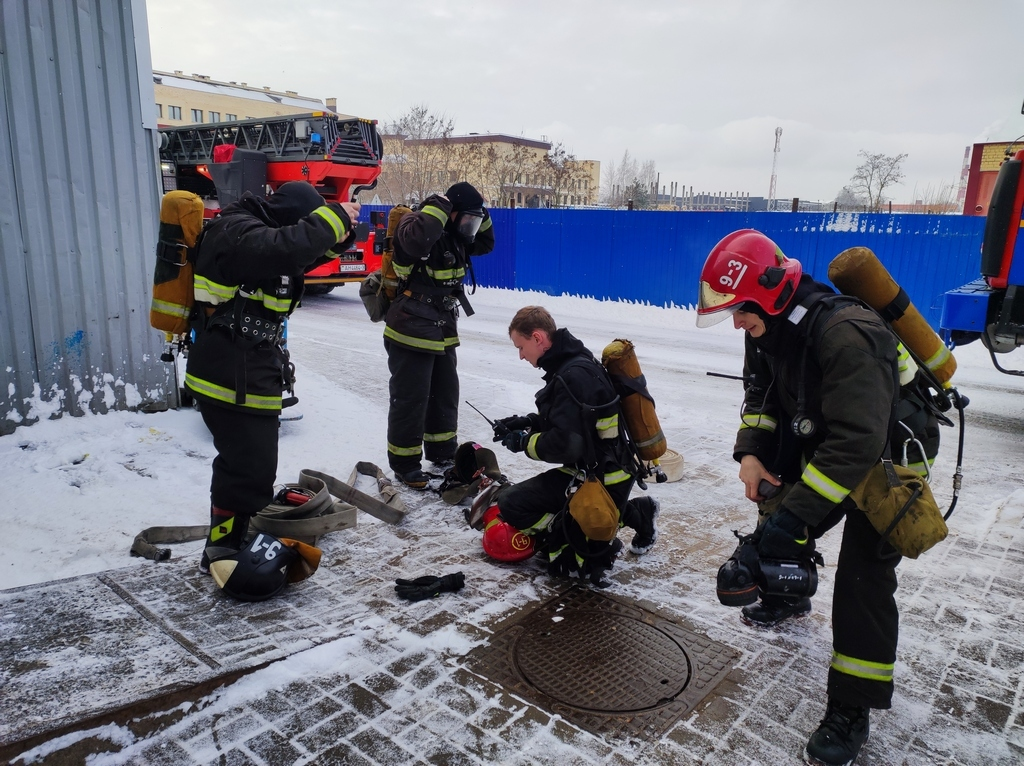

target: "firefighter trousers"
[385,340,459,473]
[823,501,901,709]
[499,468,634,535]
[199,400,279,519]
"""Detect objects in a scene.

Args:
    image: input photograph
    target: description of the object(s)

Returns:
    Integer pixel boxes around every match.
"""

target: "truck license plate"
[339,263,365,272]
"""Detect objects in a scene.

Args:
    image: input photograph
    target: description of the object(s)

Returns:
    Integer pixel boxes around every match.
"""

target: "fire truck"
[940,143,1024,377]
[159,111,383,294]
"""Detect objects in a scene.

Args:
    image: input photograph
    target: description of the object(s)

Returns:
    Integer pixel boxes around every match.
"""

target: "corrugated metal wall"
[0,0,164,435]
[362,206,985,330]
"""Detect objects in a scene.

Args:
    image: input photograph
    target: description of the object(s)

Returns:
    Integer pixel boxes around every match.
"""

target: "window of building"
[191,109,203,122]
[168,105,182,120]
[155,104,162,118]
[225,113,237,121]
[208,111,220,122]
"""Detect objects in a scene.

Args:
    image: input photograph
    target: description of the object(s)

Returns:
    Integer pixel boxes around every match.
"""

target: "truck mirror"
[370,211,386,226]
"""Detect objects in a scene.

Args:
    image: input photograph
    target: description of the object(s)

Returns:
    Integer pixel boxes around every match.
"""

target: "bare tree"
[849,151,907,212]
[540,142,591,207]
[377,105,456,205]
[834,185,866,212]
[481,140,535,207]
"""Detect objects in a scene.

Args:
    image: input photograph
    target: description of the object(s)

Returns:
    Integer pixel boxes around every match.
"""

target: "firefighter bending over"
[480,306,659,585]
[384,182,494,488]
[696,229,940,766]
[186,182,359,594]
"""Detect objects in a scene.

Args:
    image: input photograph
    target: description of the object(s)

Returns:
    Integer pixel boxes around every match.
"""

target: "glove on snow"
[394,572,466,602]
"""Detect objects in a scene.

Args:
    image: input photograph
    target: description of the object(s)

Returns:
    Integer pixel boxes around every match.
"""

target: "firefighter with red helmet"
[697,229,934,766]
[480,306,659,584]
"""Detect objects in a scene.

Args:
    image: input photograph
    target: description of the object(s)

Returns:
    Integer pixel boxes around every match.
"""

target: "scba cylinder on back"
[601,339,667,460]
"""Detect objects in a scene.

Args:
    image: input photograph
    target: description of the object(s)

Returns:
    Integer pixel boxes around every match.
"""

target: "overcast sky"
[145,0,1024,204]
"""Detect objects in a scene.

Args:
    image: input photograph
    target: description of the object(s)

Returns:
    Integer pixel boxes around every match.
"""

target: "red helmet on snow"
[480,505,535,562]
[696,229,802,327]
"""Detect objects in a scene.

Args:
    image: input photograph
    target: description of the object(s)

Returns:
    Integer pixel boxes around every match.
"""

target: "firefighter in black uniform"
[185,181,358,579]
[489,306,659,582]
[696,229,939,766]
[384,182,494,488]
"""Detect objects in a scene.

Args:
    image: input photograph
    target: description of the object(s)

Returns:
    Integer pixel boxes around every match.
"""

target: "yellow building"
[379,133,600,208]
[152,70,336,126]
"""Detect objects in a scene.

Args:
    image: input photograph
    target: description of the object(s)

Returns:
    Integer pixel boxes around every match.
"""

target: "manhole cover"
[466,586,738,741]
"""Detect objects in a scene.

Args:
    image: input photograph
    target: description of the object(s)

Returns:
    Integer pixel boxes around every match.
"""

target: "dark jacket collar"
[538,328,591,381]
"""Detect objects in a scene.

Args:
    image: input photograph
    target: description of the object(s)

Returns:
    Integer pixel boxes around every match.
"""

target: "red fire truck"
[159,111,383,294]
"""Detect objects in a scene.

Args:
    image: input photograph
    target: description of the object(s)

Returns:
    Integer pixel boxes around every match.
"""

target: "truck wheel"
[305,284,335,296]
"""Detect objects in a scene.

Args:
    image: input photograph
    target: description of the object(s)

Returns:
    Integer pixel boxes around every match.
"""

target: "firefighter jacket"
[184,194,352,414]
[383,195,494,354]
[733,277,902,527]
[526,328,633,489]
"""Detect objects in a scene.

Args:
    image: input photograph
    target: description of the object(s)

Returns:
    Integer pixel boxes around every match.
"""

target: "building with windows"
[378,133,600,208]
[152,70,335,127]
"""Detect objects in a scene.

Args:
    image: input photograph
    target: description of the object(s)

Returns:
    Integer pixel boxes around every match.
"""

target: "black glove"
[492,415,532,440]
[394,572,465,602]
[421,194,454,217]
[758,507,814,560]
[501,430,529,453]
[546,545,578,579]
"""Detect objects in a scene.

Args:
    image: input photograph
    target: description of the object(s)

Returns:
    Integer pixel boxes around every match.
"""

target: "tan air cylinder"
[827,247,956,386]
[601,339,667,460]
[150,191,204,337]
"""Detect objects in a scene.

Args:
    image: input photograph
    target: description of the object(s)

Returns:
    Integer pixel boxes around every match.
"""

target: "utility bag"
[567,474,620,542]
[849,461,947,559]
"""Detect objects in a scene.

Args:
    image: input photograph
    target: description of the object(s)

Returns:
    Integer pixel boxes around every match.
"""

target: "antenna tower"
[768,127,782,211]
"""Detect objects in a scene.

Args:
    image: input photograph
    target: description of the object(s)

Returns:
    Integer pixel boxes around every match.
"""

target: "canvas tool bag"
[849,460,947,559]
[568,475,620,542]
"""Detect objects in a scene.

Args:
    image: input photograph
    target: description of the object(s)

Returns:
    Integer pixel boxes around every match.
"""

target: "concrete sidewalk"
[3,465,1023,766]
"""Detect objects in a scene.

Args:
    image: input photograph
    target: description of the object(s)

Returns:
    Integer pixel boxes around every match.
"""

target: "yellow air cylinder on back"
[601,339,667,460]
[827,247,956,386]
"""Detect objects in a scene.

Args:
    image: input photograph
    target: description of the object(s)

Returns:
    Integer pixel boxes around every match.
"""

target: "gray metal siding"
[0,0,165,435]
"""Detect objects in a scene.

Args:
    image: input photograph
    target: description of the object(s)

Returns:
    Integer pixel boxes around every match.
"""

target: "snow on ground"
[2,286,1023,764]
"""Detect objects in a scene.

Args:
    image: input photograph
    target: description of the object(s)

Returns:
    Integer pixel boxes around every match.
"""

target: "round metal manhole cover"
[512,609,692,712]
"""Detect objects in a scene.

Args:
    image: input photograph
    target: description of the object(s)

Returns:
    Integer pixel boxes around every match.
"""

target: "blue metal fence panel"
[354,205,986,330]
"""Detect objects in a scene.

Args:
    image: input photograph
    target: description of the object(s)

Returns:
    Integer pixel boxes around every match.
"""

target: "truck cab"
[941,148,1024,375]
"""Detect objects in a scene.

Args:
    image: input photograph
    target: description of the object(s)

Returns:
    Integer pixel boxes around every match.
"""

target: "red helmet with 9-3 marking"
[696,229,802,327]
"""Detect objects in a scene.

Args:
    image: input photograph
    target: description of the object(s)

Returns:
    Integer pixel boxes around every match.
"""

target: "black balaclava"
[264,182,324,227]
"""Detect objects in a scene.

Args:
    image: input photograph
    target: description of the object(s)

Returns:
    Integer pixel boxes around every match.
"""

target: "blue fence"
[363,206,985,330]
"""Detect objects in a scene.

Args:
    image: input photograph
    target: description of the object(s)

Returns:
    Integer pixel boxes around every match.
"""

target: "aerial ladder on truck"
[941,140,1024,377]
[159,110,384,293]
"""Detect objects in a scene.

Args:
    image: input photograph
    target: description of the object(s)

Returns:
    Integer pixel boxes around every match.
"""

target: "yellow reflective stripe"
[741,413,777,432]
[194,275,236,304]
[526,432,542,460]
[634,430,664,449]
[424,266,466,281]
[603,470,631,486]
[801,463,850,504]
[383,326,446,352]
[479,216,492,233]
[596,414,619,438]
[387,442,423,457]
[151,299,190,318]
[209,515,236,543]
[259,293,291,312]
[521,513,555,534]
[905,458,935,475]
[184,374,282,410]
[424,431,456,443]
[548,544,567,563]
[313,205,346,241]
[896,343,911,372]
[925,342,951,371]
[830,651,893,682]
[393,262,414,277]
[422,205,448,226]
[443,335,460,347]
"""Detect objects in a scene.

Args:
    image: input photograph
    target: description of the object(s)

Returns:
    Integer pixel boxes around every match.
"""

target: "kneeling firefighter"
[185,181,359,596]
[696,230,948,766]
[470,306,660,587]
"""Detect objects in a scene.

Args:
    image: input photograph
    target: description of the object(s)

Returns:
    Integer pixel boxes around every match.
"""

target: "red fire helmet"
[696,229,802,327]
[480,505,535,563]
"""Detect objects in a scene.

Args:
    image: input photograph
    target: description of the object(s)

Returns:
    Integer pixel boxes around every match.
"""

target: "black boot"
[805,698,870,765]
[395,468,434,490]
[740,594,811,627]
[200,506,249,574]
[622,496,660,554]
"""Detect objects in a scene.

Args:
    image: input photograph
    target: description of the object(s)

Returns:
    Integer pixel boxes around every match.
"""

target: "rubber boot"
[805,698,870,765]
[199,506,249,574]
[394,467,432,490]
[740,593,811,627]
[621,496,660,554]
